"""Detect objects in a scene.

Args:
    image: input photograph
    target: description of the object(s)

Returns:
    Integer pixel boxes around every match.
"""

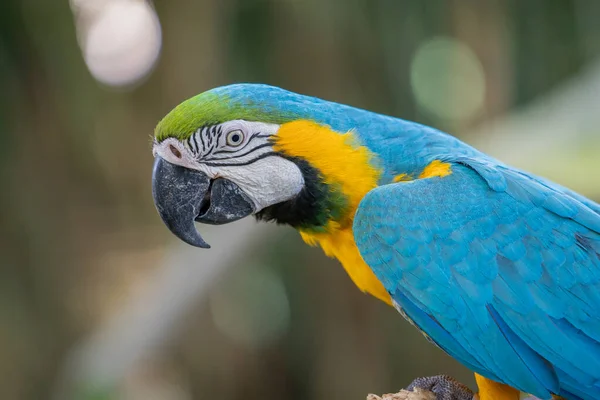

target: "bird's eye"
[226,130,244,147]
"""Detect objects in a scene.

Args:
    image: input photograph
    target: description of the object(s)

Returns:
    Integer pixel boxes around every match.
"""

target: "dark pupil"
[231,134,241,143]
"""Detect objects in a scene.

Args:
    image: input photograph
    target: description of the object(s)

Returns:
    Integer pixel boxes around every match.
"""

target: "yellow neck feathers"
[273,120,392,305]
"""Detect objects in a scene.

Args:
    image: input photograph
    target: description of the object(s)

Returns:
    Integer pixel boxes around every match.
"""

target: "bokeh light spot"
[74,0,162,87]
[410,37,486,122]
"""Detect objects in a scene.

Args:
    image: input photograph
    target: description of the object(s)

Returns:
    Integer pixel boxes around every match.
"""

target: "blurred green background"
[2,1,600,399]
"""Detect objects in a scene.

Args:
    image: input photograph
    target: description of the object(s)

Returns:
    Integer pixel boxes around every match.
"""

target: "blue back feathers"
[354,162,600,400]
[197,84,600,399]
[208,84,482,181]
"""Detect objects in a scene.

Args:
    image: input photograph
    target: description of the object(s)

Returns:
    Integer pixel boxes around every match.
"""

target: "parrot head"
[151,84,380,248]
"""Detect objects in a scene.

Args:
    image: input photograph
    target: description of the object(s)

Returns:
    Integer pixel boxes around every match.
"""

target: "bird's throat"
[272,120,381,228]
[272,120,392,304]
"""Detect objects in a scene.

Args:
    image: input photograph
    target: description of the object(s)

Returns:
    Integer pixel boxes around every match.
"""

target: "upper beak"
[151,156,255,248]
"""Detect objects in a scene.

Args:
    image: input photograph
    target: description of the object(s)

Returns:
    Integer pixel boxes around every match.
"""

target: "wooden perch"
[367,388,436,400]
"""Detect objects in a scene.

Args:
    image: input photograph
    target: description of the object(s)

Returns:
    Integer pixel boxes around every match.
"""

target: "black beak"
[152,157,255,248]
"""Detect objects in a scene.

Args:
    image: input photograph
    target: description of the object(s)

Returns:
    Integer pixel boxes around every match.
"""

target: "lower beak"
[151,156,255,248]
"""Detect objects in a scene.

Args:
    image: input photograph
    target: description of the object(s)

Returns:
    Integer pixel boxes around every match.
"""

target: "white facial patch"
[153,120,304,212]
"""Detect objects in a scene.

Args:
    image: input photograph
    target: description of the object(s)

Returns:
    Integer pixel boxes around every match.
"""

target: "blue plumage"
[211,84,484,179]
[354,163,600,400]
[211,84,600,399]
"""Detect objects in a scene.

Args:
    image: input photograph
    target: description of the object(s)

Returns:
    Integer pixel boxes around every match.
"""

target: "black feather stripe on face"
[254,156,345,231]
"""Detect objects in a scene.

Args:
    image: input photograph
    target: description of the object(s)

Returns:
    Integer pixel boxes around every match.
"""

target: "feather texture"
[354,162,600,400]
[156,84,600,399]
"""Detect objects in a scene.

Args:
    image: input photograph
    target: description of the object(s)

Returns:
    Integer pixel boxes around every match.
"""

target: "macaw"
[151,84,600,400]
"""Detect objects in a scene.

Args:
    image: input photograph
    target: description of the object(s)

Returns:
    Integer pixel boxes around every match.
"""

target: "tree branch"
[367,388,436,400]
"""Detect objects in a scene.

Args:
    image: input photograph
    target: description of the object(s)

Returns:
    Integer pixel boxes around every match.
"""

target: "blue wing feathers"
[230,85,600,399]
[393,290,494,377]
[354,161,600,400]
[487,306,560,394]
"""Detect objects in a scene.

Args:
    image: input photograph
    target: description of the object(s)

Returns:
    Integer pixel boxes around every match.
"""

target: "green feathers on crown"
[155,91,297,142]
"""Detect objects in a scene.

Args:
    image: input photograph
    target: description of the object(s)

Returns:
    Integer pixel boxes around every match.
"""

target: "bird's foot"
[406,375,475,400]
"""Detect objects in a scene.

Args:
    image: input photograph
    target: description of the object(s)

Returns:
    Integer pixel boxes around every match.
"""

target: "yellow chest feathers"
[301,228,393,305]
[273,120,392,305]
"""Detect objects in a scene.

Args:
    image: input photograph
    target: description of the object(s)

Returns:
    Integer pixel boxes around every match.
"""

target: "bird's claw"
[406,375,475,400]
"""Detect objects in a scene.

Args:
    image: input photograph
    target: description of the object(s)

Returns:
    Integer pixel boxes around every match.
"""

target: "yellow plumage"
[274,121,516,400]
[273,120,392,304]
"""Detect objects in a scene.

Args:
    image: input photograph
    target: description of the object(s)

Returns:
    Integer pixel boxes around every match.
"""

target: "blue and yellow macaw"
[151,84,600,400]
